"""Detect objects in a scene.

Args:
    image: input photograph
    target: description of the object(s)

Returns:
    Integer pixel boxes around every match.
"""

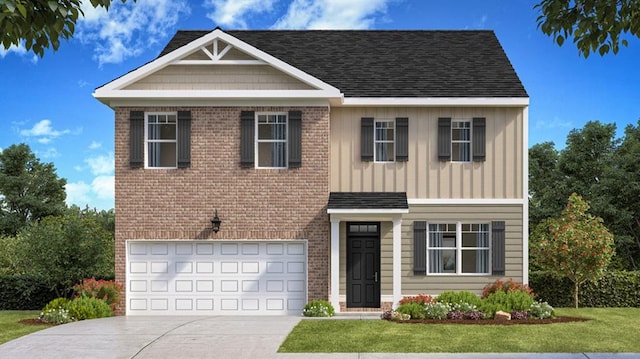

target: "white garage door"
[126,240,307,315]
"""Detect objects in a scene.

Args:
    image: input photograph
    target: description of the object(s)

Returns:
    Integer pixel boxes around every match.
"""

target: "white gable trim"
[94,29,341,99]
[336,97,529,107]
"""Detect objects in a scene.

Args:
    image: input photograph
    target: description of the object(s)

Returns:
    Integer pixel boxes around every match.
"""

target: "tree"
[531,193,615,308]
[0,143,66,236]
[17,211,114,296]
[535,0,640,57]
[529,142,566,225]
[0,0,129,57]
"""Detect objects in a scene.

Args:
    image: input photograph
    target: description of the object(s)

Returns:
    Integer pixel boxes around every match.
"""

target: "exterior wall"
[330,107,524,199]
[123,65,315,91]
[114,106,330,313]
[401,203,524,295]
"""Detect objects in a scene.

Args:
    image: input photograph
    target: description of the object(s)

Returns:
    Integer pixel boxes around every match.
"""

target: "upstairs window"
[438,117,486,162]
[256,113,288,168]
[147,113,177,168]
[451,120,471,162]
[374,120,395,162]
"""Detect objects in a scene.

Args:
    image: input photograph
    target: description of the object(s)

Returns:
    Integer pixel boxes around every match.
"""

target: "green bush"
[0,274,62,310]
[40,297,74,324]
[42,297,70,312]
[480,290,535,318]
[529,301,554,319]
[530,271,640,307]
[435,290,483,307]
[67,297,113,320]
[423,302,451,319]
[73,278,122,312]
[396,302,426,319]
[302,300,335,317]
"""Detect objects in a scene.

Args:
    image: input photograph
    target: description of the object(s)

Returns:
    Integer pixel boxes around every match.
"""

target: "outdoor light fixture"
[211,210,221,233]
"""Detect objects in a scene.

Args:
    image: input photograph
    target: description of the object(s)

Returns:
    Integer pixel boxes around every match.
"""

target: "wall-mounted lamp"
[211,210,222,233]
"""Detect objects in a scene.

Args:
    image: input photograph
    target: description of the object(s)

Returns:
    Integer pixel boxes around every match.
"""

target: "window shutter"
[240,111,255,167]
[438,118,451,161]
[361,117,373,162]
[473,117,486,162]
[129,111,144,168]
[177,111,191,168]
[396,117,409,162]
[288,110,302,168]
[413,221,427,274]
[492,221,505,276]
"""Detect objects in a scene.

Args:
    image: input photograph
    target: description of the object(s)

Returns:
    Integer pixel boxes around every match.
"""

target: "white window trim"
[255,112,288,169]
[374,118,396,163]
[426,221,491,276]
[451,119,472,163]
[144,112,178,169]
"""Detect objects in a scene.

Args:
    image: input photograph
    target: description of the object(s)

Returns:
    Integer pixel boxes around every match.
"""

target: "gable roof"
[159,30,528,98]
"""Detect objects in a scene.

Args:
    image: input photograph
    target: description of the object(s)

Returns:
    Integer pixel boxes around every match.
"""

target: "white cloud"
[85,153,114,176]
[20,119,72,143]
[65,181,92,207]
[77,0,191,66]
[36,147,60,159]
[89,141,102,150]
[65,176,114,210]
[204,0,277,28]
[0,43,38,63]
[272,0,390,29]
[92,175,115,200]
[535,118,573,130]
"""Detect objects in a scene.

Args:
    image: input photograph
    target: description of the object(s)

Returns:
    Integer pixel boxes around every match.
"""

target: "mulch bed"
[18,318,54,326]
[391,317,589,325]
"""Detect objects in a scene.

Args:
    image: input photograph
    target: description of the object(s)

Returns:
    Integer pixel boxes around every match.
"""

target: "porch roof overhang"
[327,192,409,215]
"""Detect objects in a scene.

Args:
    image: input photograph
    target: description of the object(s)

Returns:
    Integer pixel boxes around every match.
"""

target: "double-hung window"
[256,113,287,168]
[146,113,177,168]
[451,120,471,162]
[427,222,490,274]
[374,119,395,162]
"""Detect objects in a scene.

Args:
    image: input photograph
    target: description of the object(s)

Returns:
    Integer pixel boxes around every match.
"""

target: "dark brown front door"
[346,222,380,308]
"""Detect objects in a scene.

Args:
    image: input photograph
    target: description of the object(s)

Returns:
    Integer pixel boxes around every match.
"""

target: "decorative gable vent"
[175,38,266,66]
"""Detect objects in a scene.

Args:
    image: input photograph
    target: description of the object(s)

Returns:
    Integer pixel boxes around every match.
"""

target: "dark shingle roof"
[158,29,527,98]
[328,192,408,210]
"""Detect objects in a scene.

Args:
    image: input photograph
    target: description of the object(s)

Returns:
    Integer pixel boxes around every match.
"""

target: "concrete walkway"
[1,314,639,359]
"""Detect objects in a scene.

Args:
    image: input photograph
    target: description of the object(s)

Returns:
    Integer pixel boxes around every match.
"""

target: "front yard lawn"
[279,308,640,353]
[0,311,50,345]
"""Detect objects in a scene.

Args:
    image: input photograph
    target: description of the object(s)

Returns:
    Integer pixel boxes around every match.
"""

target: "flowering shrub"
[380,310,410,321]
[510,310,530,320]
[482,279,535,299]
[423,302,451,320]
[530,301,554,319]
[398,294,434,305]
[40,298,74,324]
[302,300,335,317]
[73,278,122,312]
[463,310,484,320]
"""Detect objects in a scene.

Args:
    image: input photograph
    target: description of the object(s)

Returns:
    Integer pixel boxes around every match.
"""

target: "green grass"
[279,308,640,353]
[0,311,50,345]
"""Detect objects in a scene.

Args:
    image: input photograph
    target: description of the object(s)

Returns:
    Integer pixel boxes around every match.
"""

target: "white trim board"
[407,198,526,205]
[327,208,409,214]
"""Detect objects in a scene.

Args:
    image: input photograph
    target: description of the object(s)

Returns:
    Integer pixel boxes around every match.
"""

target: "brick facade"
[114,106,330,314]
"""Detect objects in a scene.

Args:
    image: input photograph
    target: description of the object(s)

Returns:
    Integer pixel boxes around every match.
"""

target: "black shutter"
[288,110,302,168]
[473,117,486,162]
[438,118,451,161]
[361,117,373,162]
[240,111,255,167]
[129,111,144,168]
[492,221,505,276]
[177,111,191,168]
[396,117,408,162]
[413,221,427,274]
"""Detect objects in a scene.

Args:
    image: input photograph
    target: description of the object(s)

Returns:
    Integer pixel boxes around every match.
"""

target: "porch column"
[392,216,402,309]
[330,216,341,312]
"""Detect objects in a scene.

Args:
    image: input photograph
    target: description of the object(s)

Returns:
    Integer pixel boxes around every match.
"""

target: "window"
[256,113,287,168]
[427,222,490,274]
[146,113,177,168]
[374,120,395,162]
[451,120,471,162]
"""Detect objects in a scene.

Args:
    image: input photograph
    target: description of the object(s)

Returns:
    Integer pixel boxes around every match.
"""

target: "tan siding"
[330,107,524,199]
[123,65,315,91]
[400,204,524,296]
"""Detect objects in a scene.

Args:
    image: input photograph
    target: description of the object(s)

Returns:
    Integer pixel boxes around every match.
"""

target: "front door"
[346,222,380,308]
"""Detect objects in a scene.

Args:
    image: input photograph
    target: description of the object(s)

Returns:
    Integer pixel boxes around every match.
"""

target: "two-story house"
[94,28,528,315]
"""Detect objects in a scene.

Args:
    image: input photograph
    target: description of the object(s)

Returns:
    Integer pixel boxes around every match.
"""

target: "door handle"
[374,272,378,282]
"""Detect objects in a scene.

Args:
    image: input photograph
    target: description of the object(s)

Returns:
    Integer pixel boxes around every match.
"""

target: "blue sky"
[1,0,639,211]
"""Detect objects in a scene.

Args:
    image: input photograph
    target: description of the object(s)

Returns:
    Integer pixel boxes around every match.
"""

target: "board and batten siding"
[330,107,524,199]
[400,204,524,295]
[123,65,315,91]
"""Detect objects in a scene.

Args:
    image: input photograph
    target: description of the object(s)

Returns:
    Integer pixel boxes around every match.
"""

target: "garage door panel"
[127,240,307,315]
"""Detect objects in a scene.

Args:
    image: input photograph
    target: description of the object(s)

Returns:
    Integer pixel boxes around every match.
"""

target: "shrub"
[73,278,122,312]
[423,302,451,320]
[464,310,484,320]
[380,310,410,321]
[302,300,335,317]
[510,310,530,320]
[435,291,483,307]
[482,279,535,299]
[447,310,464,320]
[396,302,426,319]
[39,297,74,324]
[481,290,535,318]
[67,297,113,320]
[398,294,434,305]
[530,301,554,319]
